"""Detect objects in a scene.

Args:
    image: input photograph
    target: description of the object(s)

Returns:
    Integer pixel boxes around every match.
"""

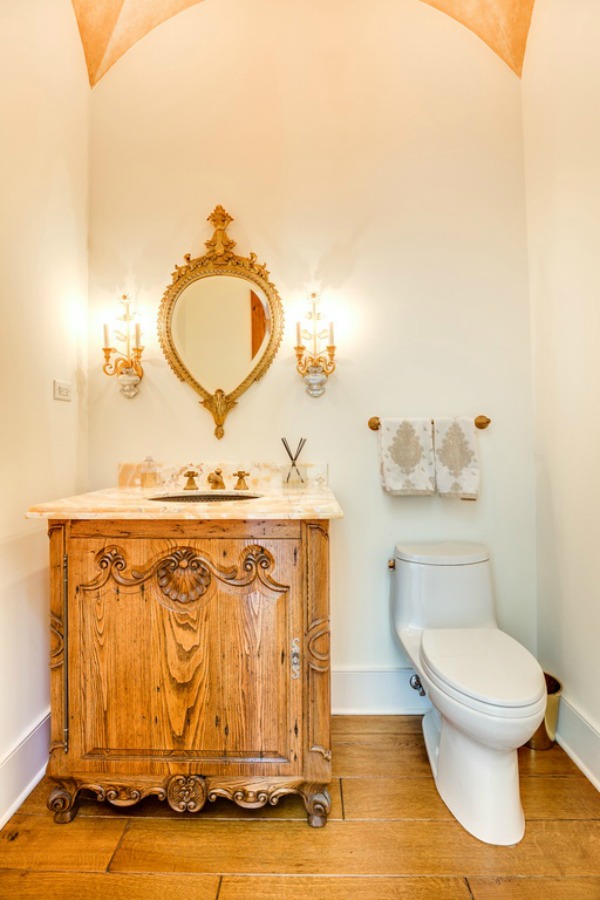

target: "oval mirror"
[158,207,284,437]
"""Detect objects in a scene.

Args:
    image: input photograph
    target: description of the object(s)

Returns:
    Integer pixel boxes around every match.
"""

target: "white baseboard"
[556,698,600,790]
[0,711,50,829]
[332,667,431,715]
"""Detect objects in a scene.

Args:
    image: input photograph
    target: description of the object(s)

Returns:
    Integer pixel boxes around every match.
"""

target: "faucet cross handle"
[183,470,199,491]
[233,470,250,491]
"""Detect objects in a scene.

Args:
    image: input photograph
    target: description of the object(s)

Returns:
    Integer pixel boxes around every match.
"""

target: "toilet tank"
[391,542,497,632]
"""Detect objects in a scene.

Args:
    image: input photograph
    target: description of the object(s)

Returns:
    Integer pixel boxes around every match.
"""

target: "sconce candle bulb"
[295,292,336,398]
[102,293,144,399]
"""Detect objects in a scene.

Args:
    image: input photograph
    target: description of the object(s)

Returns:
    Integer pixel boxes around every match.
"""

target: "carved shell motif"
[82,543,288,611]
[155,548,211,603]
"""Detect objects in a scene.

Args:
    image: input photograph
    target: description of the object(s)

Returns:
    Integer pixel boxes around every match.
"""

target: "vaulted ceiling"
[72,0,536,87]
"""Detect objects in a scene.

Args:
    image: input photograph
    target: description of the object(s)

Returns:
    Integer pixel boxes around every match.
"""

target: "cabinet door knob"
[388,559,396,570]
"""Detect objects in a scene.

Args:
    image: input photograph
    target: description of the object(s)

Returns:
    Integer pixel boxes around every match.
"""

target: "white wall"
[523,0,600,784]
[0,0,89,824]
[87,0,536,696]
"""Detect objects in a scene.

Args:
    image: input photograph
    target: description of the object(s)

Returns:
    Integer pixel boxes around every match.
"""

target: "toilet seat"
[420,628,546,717]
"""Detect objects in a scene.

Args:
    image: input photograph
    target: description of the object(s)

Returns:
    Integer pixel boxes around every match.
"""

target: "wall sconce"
[102,294,144,399]
[294,293,336,398]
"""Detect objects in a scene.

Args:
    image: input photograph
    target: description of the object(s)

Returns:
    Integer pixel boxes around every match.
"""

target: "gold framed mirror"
[158,206,284,438]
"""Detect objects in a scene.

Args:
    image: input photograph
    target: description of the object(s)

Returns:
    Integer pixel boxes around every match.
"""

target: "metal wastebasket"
[527,672,562,750]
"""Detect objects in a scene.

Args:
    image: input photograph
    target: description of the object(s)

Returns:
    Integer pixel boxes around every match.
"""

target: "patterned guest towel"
[433,417,480,499]
[379,418,436,495]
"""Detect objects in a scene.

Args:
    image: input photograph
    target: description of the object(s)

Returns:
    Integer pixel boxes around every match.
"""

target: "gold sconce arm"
[102,347,144,380]
[295,346,336,378]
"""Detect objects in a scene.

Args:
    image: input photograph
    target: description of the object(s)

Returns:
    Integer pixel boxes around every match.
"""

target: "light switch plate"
[53,380,72,402]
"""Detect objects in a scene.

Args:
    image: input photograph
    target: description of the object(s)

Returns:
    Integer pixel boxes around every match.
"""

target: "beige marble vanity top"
[27,484,343,521]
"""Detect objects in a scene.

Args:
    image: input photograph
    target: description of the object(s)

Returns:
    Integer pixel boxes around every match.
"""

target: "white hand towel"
[379,418,436,495]
[433,417,480,499]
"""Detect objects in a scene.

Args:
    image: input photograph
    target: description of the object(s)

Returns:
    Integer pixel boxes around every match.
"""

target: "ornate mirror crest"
[158,206,284,438]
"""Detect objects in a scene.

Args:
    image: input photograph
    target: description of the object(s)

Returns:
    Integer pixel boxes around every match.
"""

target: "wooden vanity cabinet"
[46,518,331,826]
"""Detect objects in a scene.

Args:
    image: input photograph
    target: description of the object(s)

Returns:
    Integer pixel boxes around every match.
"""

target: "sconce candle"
[294,292,336,398]
[101,294,145,399]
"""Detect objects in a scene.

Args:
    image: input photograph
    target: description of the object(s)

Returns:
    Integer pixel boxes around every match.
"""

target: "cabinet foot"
[47,783,80,824]
[304,788,331,827]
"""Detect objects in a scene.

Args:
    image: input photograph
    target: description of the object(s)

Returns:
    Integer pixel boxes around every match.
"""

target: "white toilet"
[391,541,546,846]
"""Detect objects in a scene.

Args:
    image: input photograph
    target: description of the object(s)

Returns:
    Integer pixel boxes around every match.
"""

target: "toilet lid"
[394,542,489,565]
[420,628,546,708]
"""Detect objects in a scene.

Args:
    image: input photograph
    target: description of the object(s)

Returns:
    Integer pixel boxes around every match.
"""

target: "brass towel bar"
[368,415,491,431]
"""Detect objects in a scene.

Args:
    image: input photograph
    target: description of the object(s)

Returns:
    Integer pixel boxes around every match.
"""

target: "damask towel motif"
[433,417,479,499]
[379,418,436,495]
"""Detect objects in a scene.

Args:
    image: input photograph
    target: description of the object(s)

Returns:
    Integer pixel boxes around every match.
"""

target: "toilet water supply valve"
[410,674,426,696]
[387,557,425,696]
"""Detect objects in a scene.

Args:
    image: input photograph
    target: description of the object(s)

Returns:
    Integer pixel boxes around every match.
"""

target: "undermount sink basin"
[149,491,262,503]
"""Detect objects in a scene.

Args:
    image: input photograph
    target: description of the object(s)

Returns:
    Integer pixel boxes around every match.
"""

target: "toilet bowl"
[391,542,546,846]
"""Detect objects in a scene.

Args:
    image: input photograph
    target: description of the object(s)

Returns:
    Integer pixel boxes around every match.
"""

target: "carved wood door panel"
[68,537,302,775]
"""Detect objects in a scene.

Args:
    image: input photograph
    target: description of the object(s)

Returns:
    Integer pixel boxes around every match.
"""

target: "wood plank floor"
[1,715,599,899]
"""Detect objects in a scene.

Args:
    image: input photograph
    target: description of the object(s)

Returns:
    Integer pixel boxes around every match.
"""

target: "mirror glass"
[171,276,271,395]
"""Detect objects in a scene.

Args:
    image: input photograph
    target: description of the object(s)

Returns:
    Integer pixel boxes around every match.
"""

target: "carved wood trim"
[305,788,331,827]
[48,522,67,758]
[310,745,332,761]
[89,783,167,807]
[81,543,289,610]
[303,522,331,784]
[48,778,168,821]
[207,784,297,809]
[46,775,331,825]
[47,781,78,823]
[306,617,330,672]
[166,775,206,812]
[50,612,64,669]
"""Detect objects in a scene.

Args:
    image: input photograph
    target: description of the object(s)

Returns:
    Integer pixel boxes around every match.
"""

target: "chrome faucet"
[207,468,226,490]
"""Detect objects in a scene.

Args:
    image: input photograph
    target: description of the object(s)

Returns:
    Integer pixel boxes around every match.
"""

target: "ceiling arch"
[71,0,535,87]
[423,0,535,77]
[71,0,203,86]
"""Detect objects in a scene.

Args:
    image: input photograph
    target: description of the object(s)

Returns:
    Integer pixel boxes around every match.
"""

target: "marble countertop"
[27,485,344,521]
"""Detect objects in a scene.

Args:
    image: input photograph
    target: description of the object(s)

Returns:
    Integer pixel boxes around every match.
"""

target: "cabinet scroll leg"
[47,782,80,824]
[304,788,331,828]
